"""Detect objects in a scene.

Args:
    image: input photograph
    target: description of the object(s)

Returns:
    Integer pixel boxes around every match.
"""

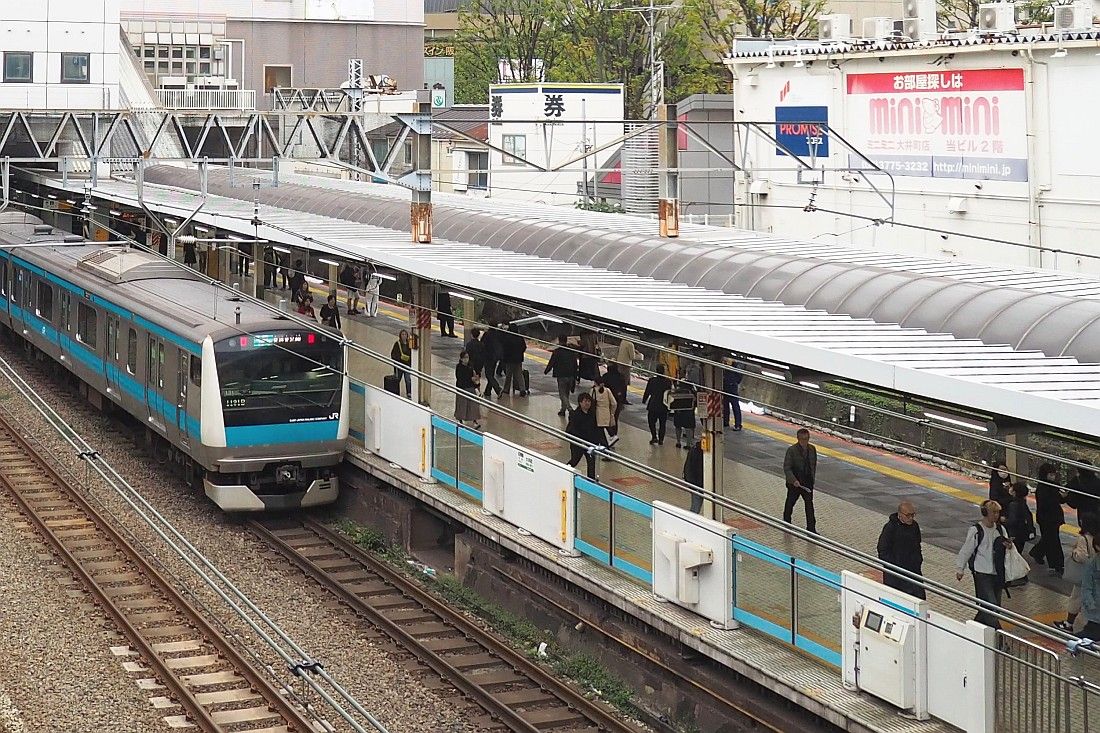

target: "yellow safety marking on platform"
[373,302,1080,535]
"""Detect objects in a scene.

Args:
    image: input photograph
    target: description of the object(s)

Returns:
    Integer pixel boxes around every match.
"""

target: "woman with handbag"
[454,350,482,430]
[590,376,618,455]
[1055,513,1099,632]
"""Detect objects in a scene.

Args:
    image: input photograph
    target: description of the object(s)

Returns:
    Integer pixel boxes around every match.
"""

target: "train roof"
[0,212,317,346]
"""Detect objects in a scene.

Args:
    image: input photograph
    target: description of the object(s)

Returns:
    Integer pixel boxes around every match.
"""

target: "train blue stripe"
[225,421,340,447]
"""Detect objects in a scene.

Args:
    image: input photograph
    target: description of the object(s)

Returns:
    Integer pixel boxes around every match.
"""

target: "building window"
[61,53,90,84]
[502,135,526,166]
[263,64,292,94]
[3,52,32,83]
[77,302,97,348]
[467,151,489,190]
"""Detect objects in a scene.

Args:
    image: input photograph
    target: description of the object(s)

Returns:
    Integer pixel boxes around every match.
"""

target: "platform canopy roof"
[32,169,1100,437]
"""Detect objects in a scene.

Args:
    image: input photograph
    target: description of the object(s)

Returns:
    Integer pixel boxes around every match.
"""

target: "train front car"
[198,324,348,511]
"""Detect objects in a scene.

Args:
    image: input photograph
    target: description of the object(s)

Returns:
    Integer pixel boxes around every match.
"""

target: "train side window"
[76,302,97,348]
[1,262,6,298]
[126,329,137,374]
[60,292,71,331]
[157,342,165,389]
[36,281,52,321]
[105,316,116,360]
[189,354,201,386]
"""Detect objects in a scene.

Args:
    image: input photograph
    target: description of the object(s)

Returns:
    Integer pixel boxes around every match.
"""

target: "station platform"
[283,289,1091,733]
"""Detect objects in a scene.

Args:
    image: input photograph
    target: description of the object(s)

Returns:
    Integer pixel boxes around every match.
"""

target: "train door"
[105,315,121,404]
[146,335,166,431]
[175,347,189,448]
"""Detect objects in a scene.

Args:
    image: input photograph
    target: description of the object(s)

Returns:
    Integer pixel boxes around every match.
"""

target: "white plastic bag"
[1004,545,1030,583]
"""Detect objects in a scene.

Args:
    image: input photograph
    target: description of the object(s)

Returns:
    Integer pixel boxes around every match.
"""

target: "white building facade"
[487,83,623,206]
[1,0,123,110]
[726,26,1100,274]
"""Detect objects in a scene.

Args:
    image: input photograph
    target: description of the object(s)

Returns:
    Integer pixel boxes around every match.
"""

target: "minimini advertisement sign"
[845,68,1027,182]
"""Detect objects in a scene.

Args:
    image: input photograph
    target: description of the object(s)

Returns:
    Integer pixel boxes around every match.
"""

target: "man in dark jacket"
[722,357,743,431]
[782,428,818,534]
[566,393,600,480]
[545,335,578,416]
[684,440,705,514]
[480,323,503,398]
[465,327,485,375]
[877,501,925,599]
[437,291,456,337]
[501,324,527,396]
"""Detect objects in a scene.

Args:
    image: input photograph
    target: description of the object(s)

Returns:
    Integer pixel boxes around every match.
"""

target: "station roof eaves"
[38,171,1100,438]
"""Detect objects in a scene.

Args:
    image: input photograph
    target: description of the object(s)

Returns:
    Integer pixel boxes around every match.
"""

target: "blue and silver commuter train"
[0,212,348,511]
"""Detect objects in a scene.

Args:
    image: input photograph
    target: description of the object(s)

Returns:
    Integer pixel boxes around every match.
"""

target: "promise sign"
[845,68,1027,182]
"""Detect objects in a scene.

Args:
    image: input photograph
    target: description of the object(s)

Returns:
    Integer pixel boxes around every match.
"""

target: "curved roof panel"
[142,166,1100,365]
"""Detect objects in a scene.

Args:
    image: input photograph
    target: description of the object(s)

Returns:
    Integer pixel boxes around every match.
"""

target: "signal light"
[239,336,249,347]
[307,333,316,344]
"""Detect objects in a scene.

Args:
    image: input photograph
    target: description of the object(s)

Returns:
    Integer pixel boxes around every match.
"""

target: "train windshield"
[214,331,344,427]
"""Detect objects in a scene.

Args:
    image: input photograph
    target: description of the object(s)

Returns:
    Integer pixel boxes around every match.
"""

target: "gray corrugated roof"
[730,29,1100,59]
[47,170,1100,437]
[143,166,1100,367]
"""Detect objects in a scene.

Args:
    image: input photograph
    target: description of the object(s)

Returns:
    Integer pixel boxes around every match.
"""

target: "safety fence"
[996,630,1100,733]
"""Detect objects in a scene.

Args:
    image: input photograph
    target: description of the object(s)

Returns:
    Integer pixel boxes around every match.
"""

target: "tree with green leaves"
[453,0,568,104]
[688,0,826,45]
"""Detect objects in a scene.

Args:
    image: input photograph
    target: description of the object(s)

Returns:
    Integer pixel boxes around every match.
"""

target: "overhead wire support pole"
[408,90,433,243]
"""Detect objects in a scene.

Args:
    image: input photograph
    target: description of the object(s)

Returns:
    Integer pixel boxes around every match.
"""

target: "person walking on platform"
[590,376,618,454]
[1057,513,1099,632]
[263,245,277,288]
[616,339,641,402]
[465,327,485,377]
[684,440,705,514]
[722,357,743,431]
[391,329,413,398]
[673,384,697,448]
[501,324,528,396]
[877,501,926,599]
[578,330,601,383]
[437,291,457,338]
[1068,460,1100,525]
[1078,542,1100,639]
[658,340,681,381]
[340,264,359,314]
[289,260,306,301]
[454,350,482,430]
[643,365,672,445]
[989,463,1013,507]
[480,322,504,398]
[296,294,317,322]
[604,363,628,425]
[545,335,578,416]
[1004,481,1036,557]
[782,428,818,534]
[955,500,1009,629]
[1030,463,1067,577]
[183,240,197,269]
[319,294,341,331]
[566,393,599,480]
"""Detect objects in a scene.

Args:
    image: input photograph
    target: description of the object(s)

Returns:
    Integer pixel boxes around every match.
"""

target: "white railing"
[156,88,257,111]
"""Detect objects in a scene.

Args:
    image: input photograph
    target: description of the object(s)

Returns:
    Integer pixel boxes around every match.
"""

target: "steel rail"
[251,517,638,733]
[0,410,317,732]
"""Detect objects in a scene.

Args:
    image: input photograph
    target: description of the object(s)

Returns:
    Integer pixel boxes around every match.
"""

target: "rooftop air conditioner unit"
[1053,1,1092,32]
[819,14,852,41]
[902,0,937,37]
[862,16,896,40]
[978,2,1016,34]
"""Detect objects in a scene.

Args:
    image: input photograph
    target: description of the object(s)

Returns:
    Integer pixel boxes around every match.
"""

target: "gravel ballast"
[0,340,482,733]
[0,493,167,731]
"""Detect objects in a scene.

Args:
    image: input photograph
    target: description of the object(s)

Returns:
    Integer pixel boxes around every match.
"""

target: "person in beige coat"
[616,339,642,401]
[590,376,619,452]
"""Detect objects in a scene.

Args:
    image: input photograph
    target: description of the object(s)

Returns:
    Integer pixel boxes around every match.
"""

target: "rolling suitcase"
[384,374,401,395]
[522,368,530,394]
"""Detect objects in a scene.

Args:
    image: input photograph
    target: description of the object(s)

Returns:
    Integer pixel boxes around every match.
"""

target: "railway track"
[250,518,639,733]
[0,413,319,733]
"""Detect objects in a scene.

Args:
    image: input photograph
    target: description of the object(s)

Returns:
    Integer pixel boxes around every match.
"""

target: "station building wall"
[724,42,1100,275]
